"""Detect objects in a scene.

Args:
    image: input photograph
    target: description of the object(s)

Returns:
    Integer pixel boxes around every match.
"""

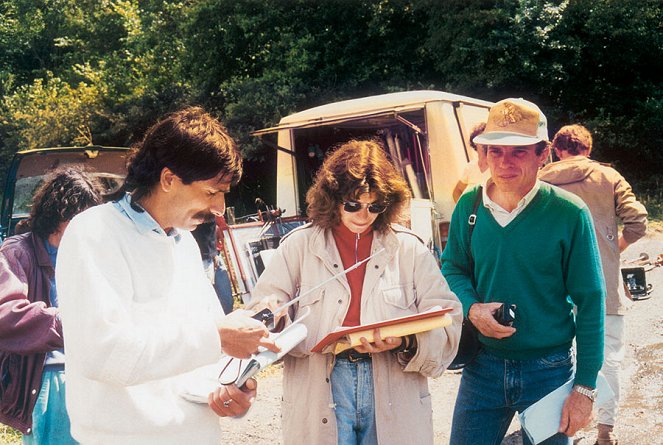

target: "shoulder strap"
[468,186,482,241]
[467,186,482,288]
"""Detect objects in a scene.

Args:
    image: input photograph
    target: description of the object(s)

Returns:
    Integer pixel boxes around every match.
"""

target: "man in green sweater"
[442,98,605,445]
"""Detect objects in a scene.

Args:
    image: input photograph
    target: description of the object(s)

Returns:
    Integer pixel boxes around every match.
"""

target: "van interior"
[289,109,430,216]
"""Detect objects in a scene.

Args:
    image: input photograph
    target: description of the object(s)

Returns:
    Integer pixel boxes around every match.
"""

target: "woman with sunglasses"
[251,139,462,445]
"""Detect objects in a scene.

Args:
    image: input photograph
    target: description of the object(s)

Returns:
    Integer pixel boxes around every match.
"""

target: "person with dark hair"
[453,122,490,202]
[192,220,220,281]
[192,219,235,314]
[442,99,606,444]
[0,166,103,444]
[251,139,462,445]
[540,124,648,445]
[55,107,279,444]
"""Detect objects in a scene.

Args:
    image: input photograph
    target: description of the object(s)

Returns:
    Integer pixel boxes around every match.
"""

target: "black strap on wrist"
[395,334,417,354]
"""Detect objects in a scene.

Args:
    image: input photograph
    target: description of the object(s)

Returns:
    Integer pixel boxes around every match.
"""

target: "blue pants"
[23,367,78,445]
[331,358,377,445]
[450,349,574,445]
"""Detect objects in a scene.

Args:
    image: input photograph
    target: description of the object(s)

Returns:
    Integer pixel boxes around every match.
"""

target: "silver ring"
[223,399,232,408]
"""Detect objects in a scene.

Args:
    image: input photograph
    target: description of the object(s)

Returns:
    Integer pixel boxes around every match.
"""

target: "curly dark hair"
[305,139,411,233]
[29,166,103,238]
[552,124,593,156]
[110,106,242,202]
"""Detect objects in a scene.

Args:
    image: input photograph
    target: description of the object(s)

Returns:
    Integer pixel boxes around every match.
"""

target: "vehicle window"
[11,173,124,218]
[12,176,43,218]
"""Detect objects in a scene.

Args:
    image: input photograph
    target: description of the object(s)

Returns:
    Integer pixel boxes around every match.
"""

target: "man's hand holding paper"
[208,378,257,417]
[216,310,280,358]
[559,390,593,437]
[518,374,611,444]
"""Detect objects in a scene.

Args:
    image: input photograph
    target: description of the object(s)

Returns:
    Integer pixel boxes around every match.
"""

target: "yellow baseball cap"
[473,98,549,146]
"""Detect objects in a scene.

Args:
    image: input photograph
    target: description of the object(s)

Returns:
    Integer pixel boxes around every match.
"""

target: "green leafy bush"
[0,424,21,444]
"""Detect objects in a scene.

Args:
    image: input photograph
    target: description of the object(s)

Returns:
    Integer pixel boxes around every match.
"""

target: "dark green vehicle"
[0,146,129,242]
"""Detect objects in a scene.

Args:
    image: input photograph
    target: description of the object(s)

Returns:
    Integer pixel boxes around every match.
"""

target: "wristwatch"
[573,385,597,402]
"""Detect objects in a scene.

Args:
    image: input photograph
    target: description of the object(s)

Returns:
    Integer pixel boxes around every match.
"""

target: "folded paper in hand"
[518,372,613,444]
[311,305,453,354]
[179,322,308,404]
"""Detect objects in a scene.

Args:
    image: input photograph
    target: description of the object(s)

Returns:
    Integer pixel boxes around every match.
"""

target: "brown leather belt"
[336,349,372,363]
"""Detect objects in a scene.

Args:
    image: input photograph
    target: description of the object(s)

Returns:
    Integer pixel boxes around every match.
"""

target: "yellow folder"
[310,306,454,354]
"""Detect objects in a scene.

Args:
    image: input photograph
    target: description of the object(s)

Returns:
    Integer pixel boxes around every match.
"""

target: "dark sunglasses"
[342,201,388,214]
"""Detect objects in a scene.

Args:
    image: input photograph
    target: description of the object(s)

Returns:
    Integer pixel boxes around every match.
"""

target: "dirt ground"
[218,229,663,445]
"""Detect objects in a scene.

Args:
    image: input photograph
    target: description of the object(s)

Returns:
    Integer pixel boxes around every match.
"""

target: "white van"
[253,90,491,251]
[221,90,491,301]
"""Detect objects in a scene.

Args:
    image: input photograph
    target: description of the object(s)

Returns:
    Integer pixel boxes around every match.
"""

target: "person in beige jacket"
[539,124,648,445]
[251,139,462,445]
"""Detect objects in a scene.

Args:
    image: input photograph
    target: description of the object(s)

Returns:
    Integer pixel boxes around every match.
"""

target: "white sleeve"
[57,214,222,386]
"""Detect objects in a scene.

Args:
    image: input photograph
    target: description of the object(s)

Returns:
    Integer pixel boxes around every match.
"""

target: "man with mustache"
[56,107,279,444]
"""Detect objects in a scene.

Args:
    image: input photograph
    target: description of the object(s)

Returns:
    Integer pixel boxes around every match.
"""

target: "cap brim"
[473,132,546,146]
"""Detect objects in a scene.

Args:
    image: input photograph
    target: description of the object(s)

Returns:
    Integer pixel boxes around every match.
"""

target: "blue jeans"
[450,349,574,445]
[331,358,377,445]
[213,257,234,315]
[23,367,78,445]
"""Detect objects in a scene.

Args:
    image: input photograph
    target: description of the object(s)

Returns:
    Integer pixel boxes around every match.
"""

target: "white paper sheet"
[518,372,613,444]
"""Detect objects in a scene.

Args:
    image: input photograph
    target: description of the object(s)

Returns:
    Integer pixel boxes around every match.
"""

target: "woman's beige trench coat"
[252,223,463,445]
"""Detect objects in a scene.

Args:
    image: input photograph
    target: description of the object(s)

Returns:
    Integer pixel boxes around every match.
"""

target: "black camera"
[494,303,516,326]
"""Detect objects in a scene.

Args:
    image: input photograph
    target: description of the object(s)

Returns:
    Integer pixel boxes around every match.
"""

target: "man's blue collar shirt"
[113,193,182,243]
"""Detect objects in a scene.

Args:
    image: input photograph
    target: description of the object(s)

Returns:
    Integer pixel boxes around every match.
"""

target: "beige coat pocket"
[380,283,416,313]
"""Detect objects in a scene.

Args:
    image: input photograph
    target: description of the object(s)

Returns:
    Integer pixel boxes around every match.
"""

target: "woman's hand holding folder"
[353,328,403,354]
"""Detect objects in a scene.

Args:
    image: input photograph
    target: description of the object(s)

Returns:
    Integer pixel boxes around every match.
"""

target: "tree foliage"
[421,0,663,173]
[181,0,434,155]
[2,73,104,149]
